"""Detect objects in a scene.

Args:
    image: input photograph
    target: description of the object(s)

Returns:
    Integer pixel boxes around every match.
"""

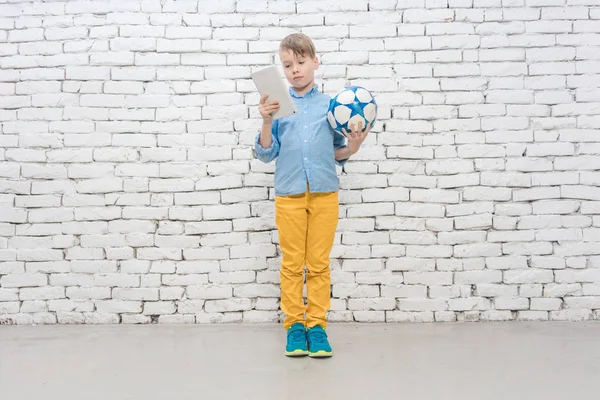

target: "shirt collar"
[289,84,319,99]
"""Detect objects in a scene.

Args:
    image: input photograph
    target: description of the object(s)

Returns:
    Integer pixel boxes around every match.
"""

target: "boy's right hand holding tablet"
[258,94,280,149]
[259,94,280,123]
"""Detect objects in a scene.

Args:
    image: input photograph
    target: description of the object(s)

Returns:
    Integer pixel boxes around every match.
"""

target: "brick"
[95,300,142,314]
[386,311,434,323]
[495,297,529,310]
[447,297,490,311]
[527,48,576,63]
[550,309,594,321]
[563,297,600,310]
[532,63,576,76]
[527,20,572,33]
[45,27,87,41]
[516,310,549,321]
[332,283,380,298]
[204,298,251,313]
[143,301,176,315]
[233,284,279,298]
[406,245,453,258]
[110,38,158,53]
[410,189,460,204]
[1,273,48,288]
[456,270,503,284]
[397,299,447,312]
[476,284,518,297]
[433,35,480,49]
[403,9,454,23]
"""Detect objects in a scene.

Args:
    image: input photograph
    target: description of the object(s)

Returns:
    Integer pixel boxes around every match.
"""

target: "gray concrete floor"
[1,322,599,400]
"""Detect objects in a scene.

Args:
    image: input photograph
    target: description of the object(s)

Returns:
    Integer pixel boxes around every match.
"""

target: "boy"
[254,33,369,357]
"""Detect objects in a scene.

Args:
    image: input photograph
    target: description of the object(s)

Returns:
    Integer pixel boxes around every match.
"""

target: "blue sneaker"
[307,325,333,358]
[285,323,308,357]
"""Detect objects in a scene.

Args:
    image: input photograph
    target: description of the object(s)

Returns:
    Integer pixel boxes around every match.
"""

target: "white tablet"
[251,66,297,120]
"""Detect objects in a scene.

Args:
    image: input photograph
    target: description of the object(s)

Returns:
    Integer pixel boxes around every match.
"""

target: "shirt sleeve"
[254,120,280,163]
[333,129,348,167]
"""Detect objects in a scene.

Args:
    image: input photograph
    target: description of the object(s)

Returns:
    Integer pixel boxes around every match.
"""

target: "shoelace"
[309,331,327,344]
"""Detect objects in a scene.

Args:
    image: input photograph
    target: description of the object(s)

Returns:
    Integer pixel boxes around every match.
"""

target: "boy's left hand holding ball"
[342,120,370,155]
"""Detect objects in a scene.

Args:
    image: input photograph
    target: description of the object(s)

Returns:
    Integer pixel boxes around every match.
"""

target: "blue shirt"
[254,85,348,197]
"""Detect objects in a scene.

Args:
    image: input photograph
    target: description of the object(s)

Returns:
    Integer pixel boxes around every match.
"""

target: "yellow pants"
[275,187,339,330]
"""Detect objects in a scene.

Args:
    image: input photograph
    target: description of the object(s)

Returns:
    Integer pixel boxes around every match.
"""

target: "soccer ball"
[327,86,377,135]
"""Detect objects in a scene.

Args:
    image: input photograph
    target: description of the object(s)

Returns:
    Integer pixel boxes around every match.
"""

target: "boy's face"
[280,49,319,91]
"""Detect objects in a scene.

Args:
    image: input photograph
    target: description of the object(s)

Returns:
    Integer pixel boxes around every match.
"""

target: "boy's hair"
[279,33,316,59]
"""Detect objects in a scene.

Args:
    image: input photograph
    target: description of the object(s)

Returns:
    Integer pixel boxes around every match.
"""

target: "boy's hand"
[342,120,370,155]
[259,94,280,124]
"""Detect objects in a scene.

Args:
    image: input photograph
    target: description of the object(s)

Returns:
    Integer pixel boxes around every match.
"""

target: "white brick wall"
[1,0,600,325]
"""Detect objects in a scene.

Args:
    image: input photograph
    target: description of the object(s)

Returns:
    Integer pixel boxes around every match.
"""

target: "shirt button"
[304,125,307,128]
[304,140,307,143]
[304,157,307,160]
